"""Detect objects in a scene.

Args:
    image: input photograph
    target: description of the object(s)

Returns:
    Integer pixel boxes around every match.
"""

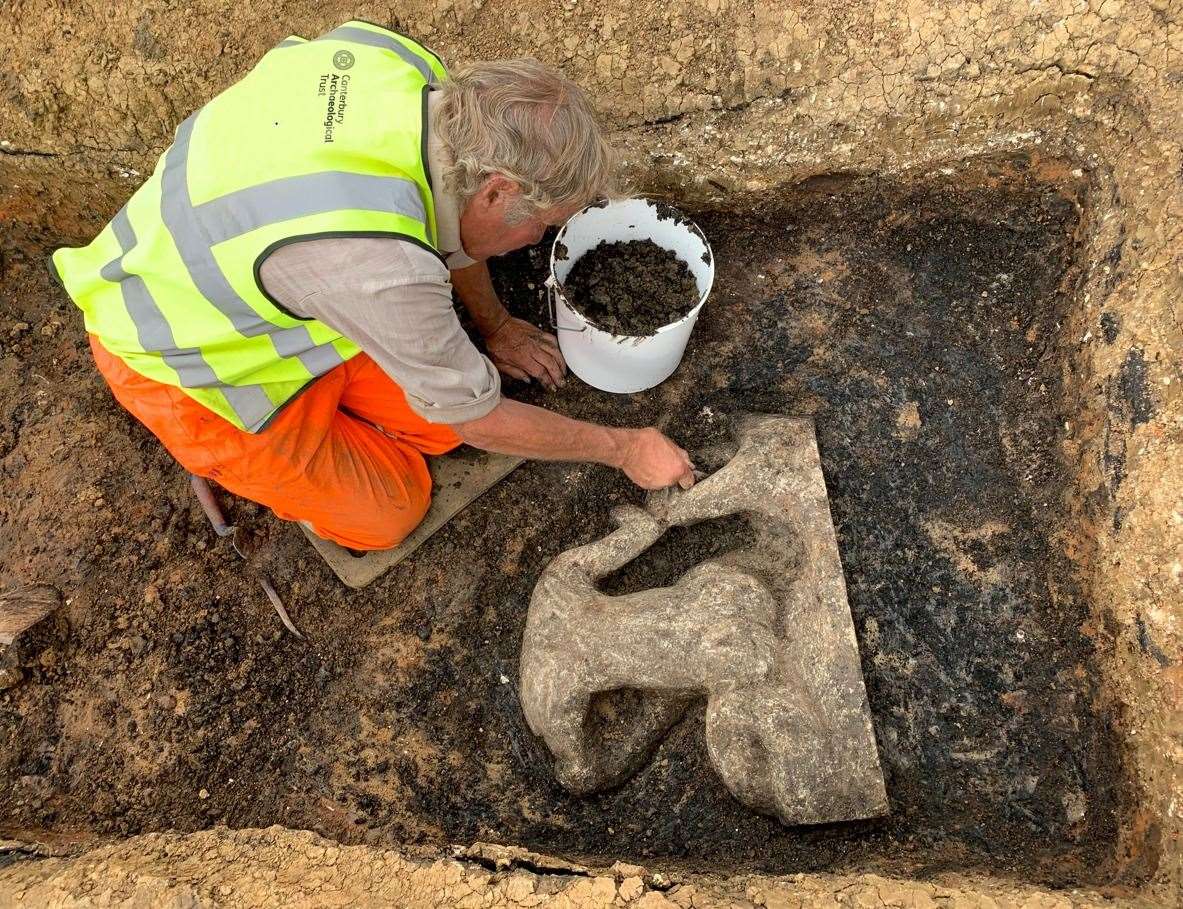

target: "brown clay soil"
[0,156,1135,889]
[562,238,701,335]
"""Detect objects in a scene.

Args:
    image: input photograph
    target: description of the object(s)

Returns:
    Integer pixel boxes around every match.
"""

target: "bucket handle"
[544,276,587,333]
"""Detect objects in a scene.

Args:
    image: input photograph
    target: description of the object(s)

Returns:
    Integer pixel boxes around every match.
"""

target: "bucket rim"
[549,197,714,340]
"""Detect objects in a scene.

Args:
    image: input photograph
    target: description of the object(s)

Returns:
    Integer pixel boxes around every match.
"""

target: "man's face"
[459,176,585,260]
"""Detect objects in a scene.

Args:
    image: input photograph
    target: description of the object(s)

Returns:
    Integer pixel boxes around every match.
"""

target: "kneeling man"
[52,21,695,550]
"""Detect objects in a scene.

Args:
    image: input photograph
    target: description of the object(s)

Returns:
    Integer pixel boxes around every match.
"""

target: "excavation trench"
[0,155,1131,888]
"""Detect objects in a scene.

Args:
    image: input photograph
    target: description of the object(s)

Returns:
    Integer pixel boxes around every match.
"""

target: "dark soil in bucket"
[563,238,700,336]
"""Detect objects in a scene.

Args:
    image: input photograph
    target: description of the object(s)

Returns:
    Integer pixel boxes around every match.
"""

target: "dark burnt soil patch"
[598,514,757,596]
[0,159,1124,887]
[563,239,700,335]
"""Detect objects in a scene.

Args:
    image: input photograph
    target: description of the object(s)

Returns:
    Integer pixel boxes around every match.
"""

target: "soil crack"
[454,842,591,878]
[0,146,58,158]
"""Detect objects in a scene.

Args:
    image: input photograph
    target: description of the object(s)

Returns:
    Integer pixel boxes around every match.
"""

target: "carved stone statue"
[519,414,888,825]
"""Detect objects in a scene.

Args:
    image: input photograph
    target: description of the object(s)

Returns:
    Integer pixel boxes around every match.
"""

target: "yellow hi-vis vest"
[51,21,448,432]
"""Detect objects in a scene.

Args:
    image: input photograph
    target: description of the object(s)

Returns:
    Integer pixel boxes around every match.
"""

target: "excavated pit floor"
[0,156,1124,887]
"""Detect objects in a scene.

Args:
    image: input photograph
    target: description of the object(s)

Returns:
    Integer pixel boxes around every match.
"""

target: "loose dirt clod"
[0,585,61,646]
[563,239,699,336]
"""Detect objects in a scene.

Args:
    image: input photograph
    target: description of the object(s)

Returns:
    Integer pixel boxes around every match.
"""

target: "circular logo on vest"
[333,49,355,70]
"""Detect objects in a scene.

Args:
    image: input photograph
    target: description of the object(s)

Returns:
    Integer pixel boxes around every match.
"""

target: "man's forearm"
[454,398,628,467]
[455,399,697,490]
[450,260,510,338]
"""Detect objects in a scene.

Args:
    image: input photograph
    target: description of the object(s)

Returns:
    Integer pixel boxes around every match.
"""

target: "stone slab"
[520,414,887,825]
[302,446,524,589]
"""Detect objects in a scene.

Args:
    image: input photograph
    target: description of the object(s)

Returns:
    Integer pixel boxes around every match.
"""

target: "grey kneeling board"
[301,446,523,588]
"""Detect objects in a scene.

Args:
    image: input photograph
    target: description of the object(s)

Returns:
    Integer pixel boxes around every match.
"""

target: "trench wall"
[1,0,1180,904]
[0,827,1126,908]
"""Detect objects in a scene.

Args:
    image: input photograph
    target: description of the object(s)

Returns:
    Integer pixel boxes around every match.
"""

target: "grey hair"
[433,59,617,219]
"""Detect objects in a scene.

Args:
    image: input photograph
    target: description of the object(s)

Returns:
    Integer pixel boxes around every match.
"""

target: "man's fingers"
[679,453,696,488]
[527,328,567,374]
[534,339,565,376]
[501,363,531,382]
[529,347,566,389]
[546,336,568,373]
[523,357,557,390]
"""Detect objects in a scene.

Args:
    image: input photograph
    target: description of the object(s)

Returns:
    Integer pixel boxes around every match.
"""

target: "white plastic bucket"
[547,198,714,394]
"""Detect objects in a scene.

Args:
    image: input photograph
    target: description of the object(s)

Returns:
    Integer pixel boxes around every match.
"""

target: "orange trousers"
[90,336,461,550]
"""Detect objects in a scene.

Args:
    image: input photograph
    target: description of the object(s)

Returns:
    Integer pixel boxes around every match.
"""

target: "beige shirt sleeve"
[258,237,500,424]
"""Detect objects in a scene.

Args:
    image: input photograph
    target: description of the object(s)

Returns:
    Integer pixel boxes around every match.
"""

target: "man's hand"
[486,317,567,391]
[618,427,696,490]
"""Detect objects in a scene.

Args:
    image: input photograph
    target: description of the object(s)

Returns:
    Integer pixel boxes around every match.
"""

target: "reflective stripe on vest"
[316,26,439,83]
[161,113,350,382]
[100,205,273,420]
[53,21,446,432]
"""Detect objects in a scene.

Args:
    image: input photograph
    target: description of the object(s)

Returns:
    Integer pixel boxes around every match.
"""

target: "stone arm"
[654,415,788,526]
[546,505,667,582]
[652,460,748,527]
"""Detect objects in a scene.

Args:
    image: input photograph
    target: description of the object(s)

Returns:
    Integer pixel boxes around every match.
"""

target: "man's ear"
[468,176,494,212]
[479,174,519,211]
